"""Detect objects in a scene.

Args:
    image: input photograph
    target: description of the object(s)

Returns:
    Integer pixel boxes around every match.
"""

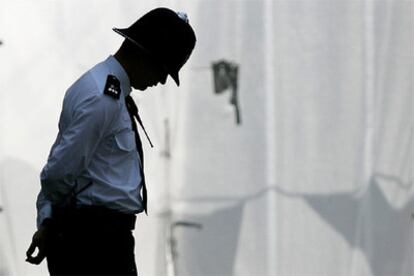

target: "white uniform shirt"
[36,56,143,228]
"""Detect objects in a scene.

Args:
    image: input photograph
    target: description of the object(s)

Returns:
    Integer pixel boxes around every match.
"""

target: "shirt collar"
[105,55,132,97]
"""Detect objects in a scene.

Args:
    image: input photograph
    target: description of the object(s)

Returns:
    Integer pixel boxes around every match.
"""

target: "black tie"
[125,95,153,215]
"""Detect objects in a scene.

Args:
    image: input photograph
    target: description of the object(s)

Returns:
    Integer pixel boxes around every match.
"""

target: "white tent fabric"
[0,1,413,275]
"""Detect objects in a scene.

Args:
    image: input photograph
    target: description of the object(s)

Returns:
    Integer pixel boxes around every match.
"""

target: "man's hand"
[26,225,50,265]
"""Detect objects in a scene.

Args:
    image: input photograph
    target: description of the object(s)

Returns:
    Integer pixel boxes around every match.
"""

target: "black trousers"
[46,206,138,276]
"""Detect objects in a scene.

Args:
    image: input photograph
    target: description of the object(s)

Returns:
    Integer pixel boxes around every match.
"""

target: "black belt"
[52,205,136,231]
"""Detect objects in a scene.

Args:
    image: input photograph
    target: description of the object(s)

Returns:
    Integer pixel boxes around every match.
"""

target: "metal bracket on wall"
[212,59,241,125]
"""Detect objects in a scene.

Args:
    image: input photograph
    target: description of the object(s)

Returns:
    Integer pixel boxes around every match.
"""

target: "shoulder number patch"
[104,75,121,100]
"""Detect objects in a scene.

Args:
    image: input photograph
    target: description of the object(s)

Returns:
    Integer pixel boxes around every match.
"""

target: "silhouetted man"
[26,7,196,275]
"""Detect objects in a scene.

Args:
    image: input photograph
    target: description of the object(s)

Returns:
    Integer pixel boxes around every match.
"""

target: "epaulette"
[103,75,121,100]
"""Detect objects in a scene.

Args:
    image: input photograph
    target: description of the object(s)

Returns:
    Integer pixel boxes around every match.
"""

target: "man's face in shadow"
[129,50,169,91]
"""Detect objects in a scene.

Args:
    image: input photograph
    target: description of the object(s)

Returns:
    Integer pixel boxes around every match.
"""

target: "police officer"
[26,7,196,276]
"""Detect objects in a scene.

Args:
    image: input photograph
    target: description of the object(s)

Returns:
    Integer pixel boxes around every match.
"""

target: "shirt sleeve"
[36,189,52,229]
[39,93,117,209]
[35,131,62,228]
